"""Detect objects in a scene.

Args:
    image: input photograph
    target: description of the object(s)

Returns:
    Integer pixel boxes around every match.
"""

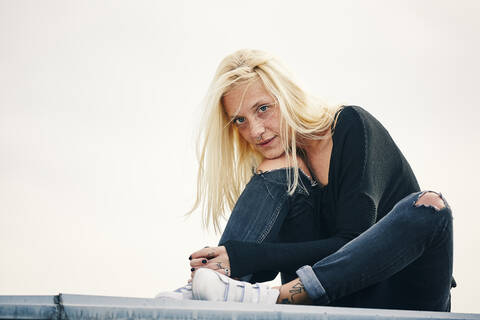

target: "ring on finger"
[223,267,230,277]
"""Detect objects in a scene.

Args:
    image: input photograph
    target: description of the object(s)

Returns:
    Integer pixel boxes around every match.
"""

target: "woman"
[186,49,454,311]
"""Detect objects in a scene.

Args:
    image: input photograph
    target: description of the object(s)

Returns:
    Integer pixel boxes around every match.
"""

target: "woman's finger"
[190,246,219,260]
[191,258,226,271]
[213,265,231,277]
[202,250,230,266]
[204,260,231,276]
[203,256,229,269]
[191,266,231,278]
[189,258,210,268]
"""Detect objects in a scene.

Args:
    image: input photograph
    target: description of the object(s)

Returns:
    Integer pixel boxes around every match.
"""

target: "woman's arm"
[190,155,314,282]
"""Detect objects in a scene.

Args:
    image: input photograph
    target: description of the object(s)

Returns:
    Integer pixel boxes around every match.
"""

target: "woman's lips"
[257,136,275,147]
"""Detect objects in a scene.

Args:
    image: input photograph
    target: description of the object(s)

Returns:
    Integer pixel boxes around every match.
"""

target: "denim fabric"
[219,168,318,283]
[296,265,328,302]
[219,166,453,311]
[296,191,454,311]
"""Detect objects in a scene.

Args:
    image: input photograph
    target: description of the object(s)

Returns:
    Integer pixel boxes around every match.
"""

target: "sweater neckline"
[309,107,344,190]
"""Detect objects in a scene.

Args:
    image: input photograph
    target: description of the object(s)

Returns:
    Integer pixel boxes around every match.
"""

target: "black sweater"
[223,106,420,281]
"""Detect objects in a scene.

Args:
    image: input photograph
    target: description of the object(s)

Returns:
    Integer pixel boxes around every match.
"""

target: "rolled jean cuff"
[296,265,330,305]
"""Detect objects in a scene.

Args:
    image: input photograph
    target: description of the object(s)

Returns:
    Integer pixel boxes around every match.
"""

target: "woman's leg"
[218,169,319,282]
[290,191,453,311]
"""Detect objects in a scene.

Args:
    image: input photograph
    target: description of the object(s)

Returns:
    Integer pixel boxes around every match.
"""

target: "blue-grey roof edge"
[1,293,479,320]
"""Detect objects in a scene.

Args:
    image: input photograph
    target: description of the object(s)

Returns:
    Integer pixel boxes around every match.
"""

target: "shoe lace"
[174,283,192,293]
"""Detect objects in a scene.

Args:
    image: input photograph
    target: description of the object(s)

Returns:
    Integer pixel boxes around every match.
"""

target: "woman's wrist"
[276,278,312,304]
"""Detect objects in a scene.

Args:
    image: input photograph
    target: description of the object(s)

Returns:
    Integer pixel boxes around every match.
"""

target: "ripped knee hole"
[414,192,446,211]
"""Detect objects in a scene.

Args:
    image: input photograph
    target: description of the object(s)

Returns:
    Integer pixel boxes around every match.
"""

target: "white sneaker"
[192,268,279,304]
[154,282,193,300]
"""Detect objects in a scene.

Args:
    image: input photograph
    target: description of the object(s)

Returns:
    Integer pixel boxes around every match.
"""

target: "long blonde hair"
[190,49,341,233]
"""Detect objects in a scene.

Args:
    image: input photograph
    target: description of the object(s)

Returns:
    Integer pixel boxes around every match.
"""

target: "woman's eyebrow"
[228,99,271,120]
[249,100,269,111]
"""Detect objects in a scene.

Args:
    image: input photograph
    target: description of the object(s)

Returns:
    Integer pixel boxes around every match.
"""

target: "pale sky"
[1,0,479,314]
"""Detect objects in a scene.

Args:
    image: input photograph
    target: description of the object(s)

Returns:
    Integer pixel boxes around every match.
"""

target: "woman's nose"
[250,120,265,140]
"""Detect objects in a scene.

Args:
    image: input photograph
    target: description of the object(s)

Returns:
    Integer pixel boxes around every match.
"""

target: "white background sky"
[1,0,479,314]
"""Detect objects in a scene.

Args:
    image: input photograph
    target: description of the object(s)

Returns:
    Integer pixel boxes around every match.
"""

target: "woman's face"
[222,80,285,159]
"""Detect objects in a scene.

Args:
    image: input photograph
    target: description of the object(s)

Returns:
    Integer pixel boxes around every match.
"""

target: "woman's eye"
[258,104,269,112]
[234,117,246,125]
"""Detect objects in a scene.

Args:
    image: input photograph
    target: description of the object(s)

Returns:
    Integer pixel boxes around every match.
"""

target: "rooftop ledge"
[1,294,479,320]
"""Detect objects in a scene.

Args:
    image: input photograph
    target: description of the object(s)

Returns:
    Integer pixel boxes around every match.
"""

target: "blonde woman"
[169,50,454,311]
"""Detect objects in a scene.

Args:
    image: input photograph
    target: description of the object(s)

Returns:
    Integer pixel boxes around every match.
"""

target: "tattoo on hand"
[288,280,306,304]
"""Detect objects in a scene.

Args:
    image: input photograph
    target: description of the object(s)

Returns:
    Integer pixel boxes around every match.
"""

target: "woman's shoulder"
[334,105,388,138]
[334,105,369,126]
[331,105,365,140]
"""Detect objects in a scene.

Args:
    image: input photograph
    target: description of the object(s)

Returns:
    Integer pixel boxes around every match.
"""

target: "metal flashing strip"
[1,294,480,320]
[0,295,58,320]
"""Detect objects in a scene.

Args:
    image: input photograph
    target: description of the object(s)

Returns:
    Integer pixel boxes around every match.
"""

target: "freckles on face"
[222,80,285,159]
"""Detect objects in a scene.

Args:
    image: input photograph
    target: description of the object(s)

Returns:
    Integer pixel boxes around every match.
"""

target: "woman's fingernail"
[202,259,207,264]
[191,267,195,272]
[188,255,192,260]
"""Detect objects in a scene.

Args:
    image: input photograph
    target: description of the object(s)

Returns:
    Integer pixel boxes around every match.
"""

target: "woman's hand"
[189,246,231,279]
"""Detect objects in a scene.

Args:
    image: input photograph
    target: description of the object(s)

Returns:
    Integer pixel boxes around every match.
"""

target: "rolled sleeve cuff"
[296,265,330,305]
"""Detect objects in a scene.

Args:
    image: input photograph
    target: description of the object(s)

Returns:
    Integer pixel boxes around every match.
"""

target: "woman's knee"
[414,191,447,212]
[390,191,451,230]
[404,191,452,238]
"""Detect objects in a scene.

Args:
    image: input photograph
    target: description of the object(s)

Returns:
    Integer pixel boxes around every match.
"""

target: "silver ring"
[223,267,230,277]
[256,135,263,141]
